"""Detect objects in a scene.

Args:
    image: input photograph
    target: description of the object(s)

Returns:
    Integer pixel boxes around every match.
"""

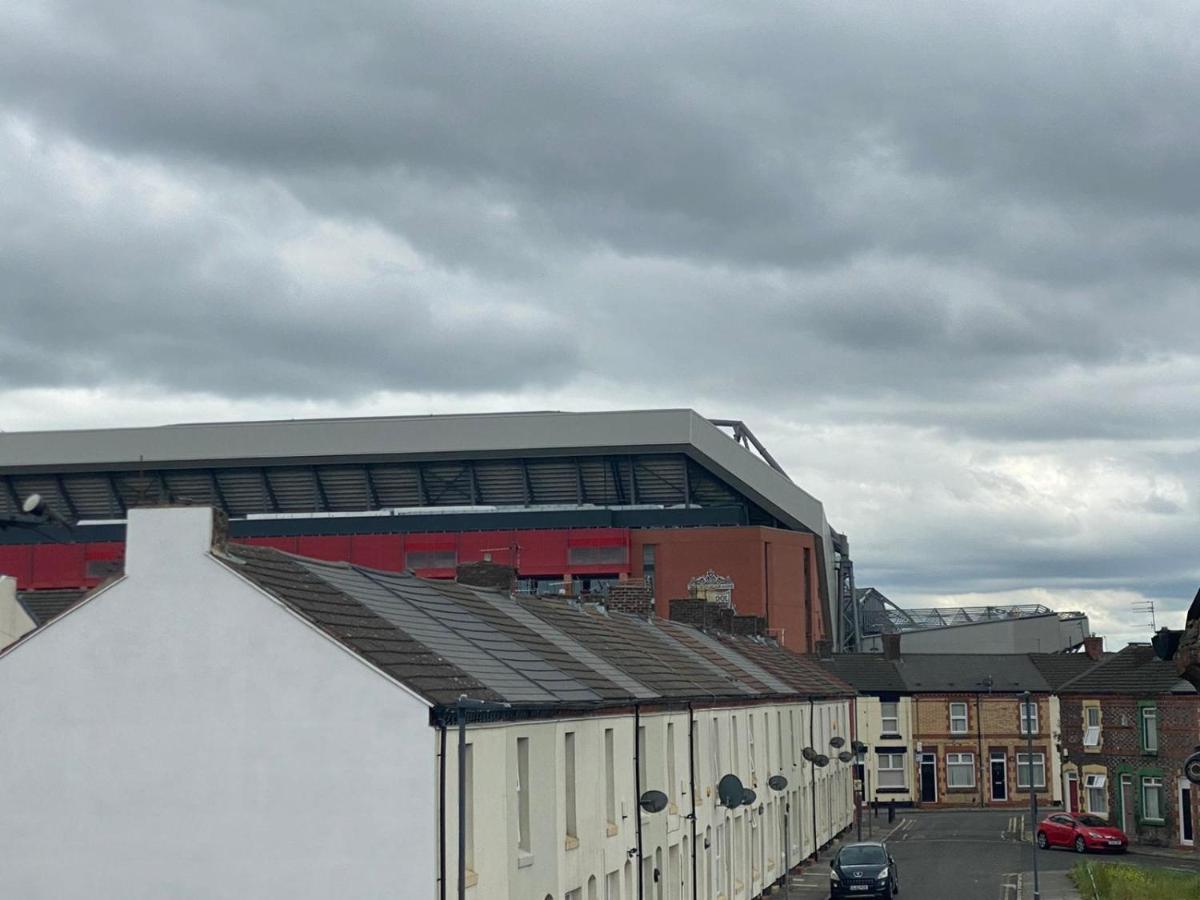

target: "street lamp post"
[1023,690,1041,900]
[852,741,869,842]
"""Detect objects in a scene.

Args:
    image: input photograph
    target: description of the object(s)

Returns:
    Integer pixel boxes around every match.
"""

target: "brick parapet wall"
[669,599,734,632]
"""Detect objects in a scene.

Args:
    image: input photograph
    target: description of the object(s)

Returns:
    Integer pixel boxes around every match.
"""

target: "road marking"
[999,872,1019,900]
[882,816,912,841]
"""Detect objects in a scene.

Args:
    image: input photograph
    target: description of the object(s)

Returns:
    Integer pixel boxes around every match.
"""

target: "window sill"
[879,733,902,740]
[517,851,535,869]
[1140,818,1166,826]
[564,835,579,851]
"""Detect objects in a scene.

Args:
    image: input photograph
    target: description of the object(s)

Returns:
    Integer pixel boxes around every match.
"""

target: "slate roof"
[16,589,87,626]
[1057,643,1194,695]
[816,654,907,694]
[1029,652,1108,690]
[894,653,1051,692]
[220,545,850,709]
[816,652,1052,693]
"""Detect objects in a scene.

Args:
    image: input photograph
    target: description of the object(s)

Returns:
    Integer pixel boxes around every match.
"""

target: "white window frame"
[1019,700,1039,735]
[1083,704,1101,748]
[880,701,899,735]
[1084,773,1107,816]
[877,752,906,789]
[1142,776,1164,822]
[946,752,975,788]
[1142,707,1159,753]
[516,736,531,853]
[1016,752,1046,789]
[949,702,969,734]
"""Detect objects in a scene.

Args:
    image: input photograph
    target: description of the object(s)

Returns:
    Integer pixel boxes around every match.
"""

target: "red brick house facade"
[1057,644,1200,849]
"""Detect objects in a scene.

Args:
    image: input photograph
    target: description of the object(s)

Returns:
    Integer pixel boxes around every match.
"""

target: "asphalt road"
[784,808,1200,900]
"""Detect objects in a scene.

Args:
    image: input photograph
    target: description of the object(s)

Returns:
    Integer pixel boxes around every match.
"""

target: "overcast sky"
[3,2,1198,646]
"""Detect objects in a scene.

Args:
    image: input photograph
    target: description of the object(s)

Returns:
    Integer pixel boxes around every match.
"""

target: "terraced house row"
[820,634,1200,849]
[0,506,856,900]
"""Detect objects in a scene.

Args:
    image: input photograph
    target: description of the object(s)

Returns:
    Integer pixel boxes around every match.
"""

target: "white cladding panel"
[0,508,433,900]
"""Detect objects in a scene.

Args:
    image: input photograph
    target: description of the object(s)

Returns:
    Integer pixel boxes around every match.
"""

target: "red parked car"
[1036,812,1128,853]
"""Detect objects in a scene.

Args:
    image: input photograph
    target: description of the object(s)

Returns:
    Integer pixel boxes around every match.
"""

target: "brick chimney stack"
[815,639,834,660]
[1083,635,1104,660]
[881,632,902,660]
[605,578,655,618]
[455,561,517,593]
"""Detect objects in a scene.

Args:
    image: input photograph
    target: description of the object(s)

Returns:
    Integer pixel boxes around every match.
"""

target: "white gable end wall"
[0,508,434,900]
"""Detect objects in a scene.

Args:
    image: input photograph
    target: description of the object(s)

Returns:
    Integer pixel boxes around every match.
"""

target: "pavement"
[781,808,1200,900]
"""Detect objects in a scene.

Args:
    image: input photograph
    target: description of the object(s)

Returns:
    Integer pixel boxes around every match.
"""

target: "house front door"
[1121,775,1135,835]
[1181,782,1194,846]
[920,753,937,803]
[991,753,1008,802]
[1066,773,1079,814]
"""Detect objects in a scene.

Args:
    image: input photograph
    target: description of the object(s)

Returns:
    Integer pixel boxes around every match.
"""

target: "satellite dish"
[814,754,830,767]
[767,775,788,792]
[851,740,869,754]
[718,774,746,809]
[1186,751,1200,786]
[741,788,757,807]
[21,493,43,515]
[838,751,853,763]
[639,790,668,814]
[801,747,817,762]
[830,736,846,749]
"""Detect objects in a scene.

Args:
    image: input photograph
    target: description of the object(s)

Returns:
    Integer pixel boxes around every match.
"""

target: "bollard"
[872,800,878,819]
[887,801,895,823]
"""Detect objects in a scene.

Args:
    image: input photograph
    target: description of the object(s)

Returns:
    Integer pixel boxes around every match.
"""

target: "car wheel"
[893,878,900,894]
[1036,831,1048,849]
[1074,836,1087,854]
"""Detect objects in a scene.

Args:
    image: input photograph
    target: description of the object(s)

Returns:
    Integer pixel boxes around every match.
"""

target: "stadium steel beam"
[312,467,330,511]
[207,469,229,514]
[54,475,79,520]
[106,474,126,517]
[362,465,379,510]
[260,468,280,512]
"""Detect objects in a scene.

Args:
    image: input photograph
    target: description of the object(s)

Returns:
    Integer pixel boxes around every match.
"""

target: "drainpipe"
[809,698,818,856]
[438,721,447,900]
[975,692,985,808]
[687,703,698,900]
[635,703,645,900]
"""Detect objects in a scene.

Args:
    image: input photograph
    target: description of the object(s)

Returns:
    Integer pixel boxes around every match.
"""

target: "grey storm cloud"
[2,0,1198,638]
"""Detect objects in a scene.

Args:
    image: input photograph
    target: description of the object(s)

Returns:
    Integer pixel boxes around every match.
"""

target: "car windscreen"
[838,846,887,866]
[1076,815,1108,827]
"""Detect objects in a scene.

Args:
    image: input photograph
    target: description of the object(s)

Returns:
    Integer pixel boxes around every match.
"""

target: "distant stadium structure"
[0,409,856,652]
[855,586,1091,654]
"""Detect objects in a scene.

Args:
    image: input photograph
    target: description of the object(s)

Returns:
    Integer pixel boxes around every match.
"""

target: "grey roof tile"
[1057,643,1193,694]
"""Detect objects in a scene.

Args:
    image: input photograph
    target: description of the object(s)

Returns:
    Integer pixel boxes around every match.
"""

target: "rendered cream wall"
[448,698,854,900]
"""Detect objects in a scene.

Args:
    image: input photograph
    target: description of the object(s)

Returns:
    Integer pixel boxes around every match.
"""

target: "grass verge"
[1071,861,1200,900]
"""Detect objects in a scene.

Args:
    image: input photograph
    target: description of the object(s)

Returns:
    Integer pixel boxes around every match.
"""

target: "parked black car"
[830,841,899,898]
